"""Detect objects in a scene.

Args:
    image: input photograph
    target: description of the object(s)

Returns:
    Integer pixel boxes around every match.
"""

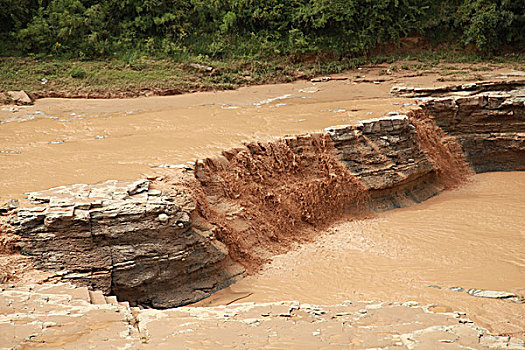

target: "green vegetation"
[0,54,371,96]
[2,51,524,100]
[1,0,523,59]
[0,1,523,100]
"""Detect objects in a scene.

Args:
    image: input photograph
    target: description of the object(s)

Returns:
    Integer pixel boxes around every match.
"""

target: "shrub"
[1,0,523,59]
[69,67,87,79]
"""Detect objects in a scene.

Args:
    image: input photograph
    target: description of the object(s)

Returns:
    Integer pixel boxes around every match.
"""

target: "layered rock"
[391,79,525,97]
[3,282,523,349]
[6,179,244,308]
[3,115,469,307]
[420,88,525,172]
[326,115,467,211]
[2,83,524,308]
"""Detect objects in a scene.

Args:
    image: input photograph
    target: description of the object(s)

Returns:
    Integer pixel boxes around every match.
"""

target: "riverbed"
[1,64,524,347]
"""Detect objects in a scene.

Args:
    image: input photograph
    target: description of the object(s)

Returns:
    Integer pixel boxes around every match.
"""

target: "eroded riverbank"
[1,64,523,202]
[0,172,523,349]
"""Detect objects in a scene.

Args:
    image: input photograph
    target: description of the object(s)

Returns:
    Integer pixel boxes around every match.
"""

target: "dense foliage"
[1,0,523,59]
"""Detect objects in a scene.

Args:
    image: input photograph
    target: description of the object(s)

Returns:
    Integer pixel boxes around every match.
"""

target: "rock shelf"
[1,282,524,349]
[1,84,524,310]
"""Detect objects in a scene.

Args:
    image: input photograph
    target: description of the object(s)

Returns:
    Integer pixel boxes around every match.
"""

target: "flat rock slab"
[468,289,518,300]
[390,80,525,97]
[1,283,524,349]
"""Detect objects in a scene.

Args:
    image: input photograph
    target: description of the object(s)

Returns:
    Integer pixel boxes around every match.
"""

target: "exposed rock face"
[326,115,467,211]
[391,79,525,97]
[420,88,525,172]
[7,180,244,308]
[3,83,524,308]
[3,116,468,307]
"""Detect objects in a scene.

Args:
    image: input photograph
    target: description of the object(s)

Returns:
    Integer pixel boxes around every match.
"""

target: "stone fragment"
[151,164,192,169]
[148,190,162,196]
[480,335,525,349]
[7,199,19,209]
[127,179,149,195]
[467,289,517,299]
[189,63,213,72]
[311,76,332,82]
[7,90,33,105]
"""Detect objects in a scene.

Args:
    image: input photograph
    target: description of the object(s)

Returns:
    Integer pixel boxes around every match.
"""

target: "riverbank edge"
[2,50,525,104]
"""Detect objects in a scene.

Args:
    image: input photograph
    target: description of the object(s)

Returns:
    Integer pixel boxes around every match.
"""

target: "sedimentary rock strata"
[6,180,243,308]
[420,87,525,172]
[326,114,469,211]
[3,115,467,307]
[391,79,525,97]
[1,83,524,309]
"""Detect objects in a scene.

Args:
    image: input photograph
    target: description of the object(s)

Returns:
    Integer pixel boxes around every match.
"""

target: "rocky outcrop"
[2,83,524,308]
[6,179,244,308]
[420,88,525,172]
[3,282,524,349]
[326,114,468,211]
[391,79,525,97]
[3,115,470,307]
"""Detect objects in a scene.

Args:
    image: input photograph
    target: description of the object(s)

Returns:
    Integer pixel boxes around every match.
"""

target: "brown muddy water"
[1,65,524,341]
[196,172,525,336]
[0,65,521,202]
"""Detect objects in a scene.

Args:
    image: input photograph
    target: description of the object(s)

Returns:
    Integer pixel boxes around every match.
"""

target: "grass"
[1,49,524,103]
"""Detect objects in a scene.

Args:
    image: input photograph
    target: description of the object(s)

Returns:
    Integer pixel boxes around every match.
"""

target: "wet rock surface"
[4,113,470,304]
[1,283,524,349]
[0,80,524,347]
[4,83,523,307]
[391,79,525,97]
[326,115,452,211]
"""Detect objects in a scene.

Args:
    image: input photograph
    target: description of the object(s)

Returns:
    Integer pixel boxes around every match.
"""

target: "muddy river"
[0,64,520,202]
[197,172,525,336]
[1,64,524,344]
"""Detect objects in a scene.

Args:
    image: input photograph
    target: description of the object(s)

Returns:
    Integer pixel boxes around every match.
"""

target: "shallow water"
[196,172,525,336]
[1,65,518,202]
